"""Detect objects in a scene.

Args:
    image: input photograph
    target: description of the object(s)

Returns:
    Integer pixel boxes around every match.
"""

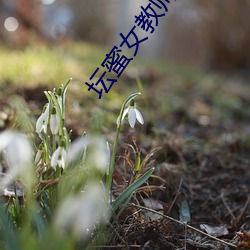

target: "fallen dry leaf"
[200,224,229,237]
[237,231,250,248]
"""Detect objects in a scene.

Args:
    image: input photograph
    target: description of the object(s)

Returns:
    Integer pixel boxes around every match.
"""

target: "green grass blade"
[112,193,133,225]
[112,167,154,211]
[0,208,21,250]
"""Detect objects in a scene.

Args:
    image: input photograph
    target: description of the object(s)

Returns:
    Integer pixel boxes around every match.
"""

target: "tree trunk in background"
[162,0,250,71]
[69,0,115,45]
[204,0,250,71]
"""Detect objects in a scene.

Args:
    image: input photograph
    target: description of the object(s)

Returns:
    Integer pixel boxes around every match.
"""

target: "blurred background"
[0,2,250,248]
[1,0,250,136]
[1,0,250,72]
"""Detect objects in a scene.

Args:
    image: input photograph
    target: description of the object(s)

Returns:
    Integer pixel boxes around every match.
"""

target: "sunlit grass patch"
[0,43,97,87]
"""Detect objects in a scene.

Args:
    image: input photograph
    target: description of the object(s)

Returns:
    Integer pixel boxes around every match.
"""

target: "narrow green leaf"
[112,167,154,211]
[62,78,72,98]
[135,152,141,172]
[0,208,21,250]
[179,199,191,222]
[32,210,45,237]
[112,193,133,225]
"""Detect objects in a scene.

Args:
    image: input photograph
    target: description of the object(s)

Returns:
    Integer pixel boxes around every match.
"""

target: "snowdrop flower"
[88,137,110,173]
[50,106,59,135]
[120,99,144,128]
[0,130,33,190]
[67,135,110,173]
[51,142,67,169]
[36,103,50,133]
[54,182,109,240]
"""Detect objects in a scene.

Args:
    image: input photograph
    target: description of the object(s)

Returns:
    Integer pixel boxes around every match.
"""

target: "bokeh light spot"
[41,0,55,5]
[50,24,66,40]
[4,17,19,32]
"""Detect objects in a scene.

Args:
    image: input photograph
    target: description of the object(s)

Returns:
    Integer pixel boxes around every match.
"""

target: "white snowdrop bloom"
[90,137,110,173]
[36,104,50,133]
[50,106,59,135]
[67,136,110,173]
[0,130,33,189]
[120,99,144,128]
[54,182,109,240]
[67,136,87,164]
[35,150,42,164]
[51,145,67,169]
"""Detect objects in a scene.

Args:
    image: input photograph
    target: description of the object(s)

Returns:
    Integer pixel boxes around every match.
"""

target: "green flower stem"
[61,78,72,127]
[106,92,141,197]
[52,134,56,152]
[44,96,53,164]
[63,127,70,150]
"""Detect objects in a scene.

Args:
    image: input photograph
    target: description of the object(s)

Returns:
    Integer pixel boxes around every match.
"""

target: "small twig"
[39,178,60,184]
[106,223,128,248]
[89,245,141,249]
[130,203,237,249]
[135,185,164,193]
[34,180,59,198]
[221,190,236,221]
[166,178,183,215]
[233,192,250,227]
[184,221,187,250]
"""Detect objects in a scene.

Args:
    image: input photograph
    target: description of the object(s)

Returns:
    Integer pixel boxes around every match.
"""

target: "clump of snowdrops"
[0,79,154,249]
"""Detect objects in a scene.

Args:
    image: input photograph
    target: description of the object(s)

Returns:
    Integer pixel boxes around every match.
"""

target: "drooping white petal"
[0,130,33,190]
[128,107,136,128]
[57,158,65,169]
[43,104,50,119]
[68,136,109,172]
[117,101,144,128]
[117,107,129,125]
[35,149,42,164]
[135,109,144,125]
[55,182,109,240]
[92,138,110,173]
[67,137,88,163]
[51,147,67,169]
[50,114,59,135]
[36,113,45,133]
[61,148,67,161]
[0,130,13,151]
[41,121,48,133]
[59,148,67,169]
[36,104,50,134]
[5,133,32,170]
[121,107,129,121]
[51,147,61,168]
